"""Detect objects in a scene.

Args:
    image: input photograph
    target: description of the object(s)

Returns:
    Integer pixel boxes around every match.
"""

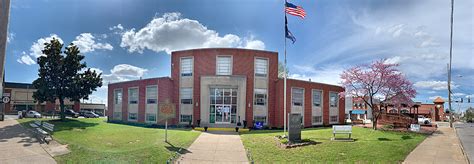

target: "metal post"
[283,0,288,137]
[165,119,168,142]
[448,0,454,128]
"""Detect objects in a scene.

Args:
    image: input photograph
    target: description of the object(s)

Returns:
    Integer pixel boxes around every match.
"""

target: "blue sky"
[5,0,473,111]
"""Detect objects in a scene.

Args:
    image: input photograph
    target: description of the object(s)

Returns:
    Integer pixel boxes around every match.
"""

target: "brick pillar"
[73,101,81,112]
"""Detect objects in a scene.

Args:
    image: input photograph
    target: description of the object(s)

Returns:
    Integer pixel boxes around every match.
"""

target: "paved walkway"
[455,122,473,163]
[404,127,468,164]
[0,119,56,164]
[177,131,248,164]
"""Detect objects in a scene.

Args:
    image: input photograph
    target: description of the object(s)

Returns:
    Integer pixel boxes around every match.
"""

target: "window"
[181,57,193,76]
[312,116,322,123]
[254,89,267,106]
[330,116,338,122]
[312,90,322,107]
[129,113,137,120]
[128,88,138,104]
[113,112,121,119]
[146,86,158,104]
[146,113,156,122]
[329,92,338,107]
[217,56,232,75]
[292,88,304,106]
[180,115,192,123]
[254,116,267,123]
[114,89,122,104]
[255,58,268,77]
[180,88,193,104]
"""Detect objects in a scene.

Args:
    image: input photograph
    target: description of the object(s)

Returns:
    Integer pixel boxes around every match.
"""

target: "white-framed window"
[312,116,322,123]
[113,112,122,119]
[216,56,232,75]
[180,88,193,104]
[146,113,156,122]
[114,89,122,104]
[329,92,338,107]
[180,114,192,123]
[312,90,322,107]
[129,112,137,121]
[254,88,267,106]
[146,85,158,104]
[330,116,338,122]
[181,57,193,77]
[128,88,139,104]
[255,58,268,77]
[254,116,267,123]
[292,88,304,106]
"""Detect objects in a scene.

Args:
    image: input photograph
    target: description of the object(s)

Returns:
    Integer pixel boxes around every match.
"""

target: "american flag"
[285,2,306,19]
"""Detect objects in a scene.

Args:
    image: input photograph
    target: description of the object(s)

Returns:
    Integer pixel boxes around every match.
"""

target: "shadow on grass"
[106,120,195,132]
[165,141,191,154]
[377,137,392,141]
[401,135,413,140]
[20,118,100,133]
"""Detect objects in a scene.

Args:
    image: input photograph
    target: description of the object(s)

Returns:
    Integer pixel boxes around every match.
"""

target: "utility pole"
[0,0,11,121]
[448,0,454,128]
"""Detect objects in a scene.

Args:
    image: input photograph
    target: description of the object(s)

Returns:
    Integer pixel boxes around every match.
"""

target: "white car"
[25,111,42,118]
[418,116,431,125]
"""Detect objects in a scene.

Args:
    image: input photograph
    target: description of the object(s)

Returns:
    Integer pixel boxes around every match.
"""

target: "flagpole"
[283,0,288,137]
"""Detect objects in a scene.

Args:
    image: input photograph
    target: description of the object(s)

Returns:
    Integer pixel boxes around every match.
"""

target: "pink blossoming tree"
[340,59,416,130]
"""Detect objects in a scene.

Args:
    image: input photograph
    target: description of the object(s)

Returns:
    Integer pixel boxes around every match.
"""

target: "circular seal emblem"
[2,96,10,103]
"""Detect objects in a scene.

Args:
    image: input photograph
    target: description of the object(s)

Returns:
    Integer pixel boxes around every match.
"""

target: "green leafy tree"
[32,38,102,120]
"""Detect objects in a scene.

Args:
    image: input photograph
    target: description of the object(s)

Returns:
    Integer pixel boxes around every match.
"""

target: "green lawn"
[18,118,200,163]
[241,127,427,163]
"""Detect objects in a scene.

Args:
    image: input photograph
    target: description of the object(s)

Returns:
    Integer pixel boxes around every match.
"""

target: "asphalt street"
[455,122,474,163]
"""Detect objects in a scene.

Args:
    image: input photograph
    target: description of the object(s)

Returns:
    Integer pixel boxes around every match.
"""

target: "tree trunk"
[59,98,66,121]
[373,117,378,130]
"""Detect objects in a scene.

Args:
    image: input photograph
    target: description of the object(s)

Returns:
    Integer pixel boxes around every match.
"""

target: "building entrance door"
[210,88,237,124]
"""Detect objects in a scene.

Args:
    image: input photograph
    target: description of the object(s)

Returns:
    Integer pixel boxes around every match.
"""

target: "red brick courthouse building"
[108,48,345,128]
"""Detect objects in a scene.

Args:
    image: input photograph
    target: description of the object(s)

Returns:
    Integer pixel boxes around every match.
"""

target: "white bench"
[29,120,42,128]
[36,122,55,143]
[332,125,352,139]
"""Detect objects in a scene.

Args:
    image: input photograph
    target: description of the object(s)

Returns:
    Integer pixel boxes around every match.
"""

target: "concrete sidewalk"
[404,127,468,164]
[177,131,248,164]
[0,119,56,164]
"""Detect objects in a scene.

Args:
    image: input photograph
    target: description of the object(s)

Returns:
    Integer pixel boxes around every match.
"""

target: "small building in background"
[2,82,106,116]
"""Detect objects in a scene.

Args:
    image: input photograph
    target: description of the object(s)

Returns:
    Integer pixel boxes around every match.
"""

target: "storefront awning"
[351,110,366,114]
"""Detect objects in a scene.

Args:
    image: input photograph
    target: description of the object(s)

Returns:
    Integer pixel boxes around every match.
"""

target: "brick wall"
[274,79,345,128]
[171,48,278,126]
[107,77,174,124]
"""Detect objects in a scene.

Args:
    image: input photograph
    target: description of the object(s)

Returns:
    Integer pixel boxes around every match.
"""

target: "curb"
[453,123,470,164]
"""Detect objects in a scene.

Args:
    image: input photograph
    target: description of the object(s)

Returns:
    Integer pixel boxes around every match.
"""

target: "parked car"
[64,109,79,118]
[25,111,42,118]
[418,115,431,125]
[83,111,99,118]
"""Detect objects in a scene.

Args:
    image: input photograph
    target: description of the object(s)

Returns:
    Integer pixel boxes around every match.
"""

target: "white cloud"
[120,12,265,54]
[429,96,445,100]
[101,64,148,84]
[16,51,36,65]
[72,33,113,53]
[289,65,343,86]
[453,93,466,97]
[7,32,14,43]
[109,24,124,31]
[414,81,458,91]
[29,34,63,58]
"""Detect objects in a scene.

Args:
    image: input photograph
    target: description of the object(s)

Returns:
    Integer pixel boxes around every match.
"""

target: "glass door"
[210,88,237,124]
